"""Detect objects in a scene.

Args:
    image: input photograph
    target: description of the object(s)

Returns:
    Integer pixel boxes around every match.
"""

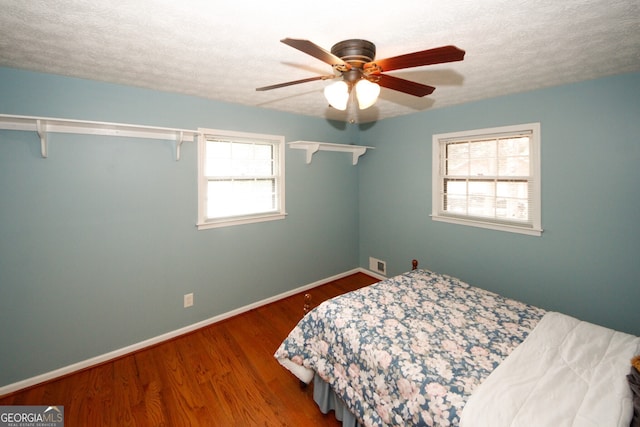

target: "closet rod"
[0,114,200,160]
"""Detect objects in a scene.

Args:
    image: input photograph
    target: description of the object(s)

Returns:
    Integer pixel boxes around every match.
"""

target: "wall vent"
[369,257,386,275]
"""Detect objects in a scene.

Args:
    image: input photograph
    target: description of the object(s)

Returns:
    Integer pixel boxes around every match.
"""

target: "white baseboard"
[0,267,381,397]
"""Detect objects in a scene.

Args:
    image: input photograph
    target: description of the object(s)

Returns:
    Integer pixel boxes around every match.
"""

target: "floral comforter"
[274,269,546,426]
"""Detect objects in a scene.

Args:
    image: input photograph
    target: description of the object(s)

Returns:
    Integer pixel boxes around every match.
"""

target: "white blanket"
[460,312,640,427]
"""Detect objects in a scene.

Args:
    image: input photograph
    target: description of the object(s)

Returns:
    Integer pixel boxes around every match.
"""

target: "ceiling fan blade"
[281,38,351,70]
[376,74,436,97]
[366,45,465,73]
[256,75,336,91]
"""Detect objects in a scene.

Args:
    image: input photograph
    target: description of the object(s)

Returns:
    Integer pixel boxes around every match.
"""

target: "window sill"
[197,212,287,230]
[431,215,543,236]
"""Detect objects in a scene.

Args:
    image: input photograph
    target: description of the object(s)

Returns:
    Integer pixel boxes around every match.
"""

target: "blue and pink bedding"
[276,268,640,426]
[274,269,545,426]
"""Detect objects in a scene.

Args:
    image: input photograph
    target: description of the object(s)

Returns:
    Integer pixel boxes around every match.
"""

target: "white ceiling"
[1,0,639,123]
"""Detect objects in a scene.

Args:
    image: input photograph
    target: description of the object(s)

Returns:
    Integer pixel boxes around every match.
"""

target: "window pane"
[443,179,467,214]
[446,158,468,176]
[498,156,529,176]
[496,181,528,198]
[496,198,529,221]
[208,140,232,158]
[498,137,529,156]
[469,140,497,175]
[206,140,275,178]
[445,179,467,196]
[447,142,469,158]
[233,142,253,160]
[205,141,231,176]
[468,195,495,217]
[251,155,274,176]
[496,181,528,221]
[254,144,273,160]
[207,180,233,217]
[444,194,467,214]
[469,140,496,158]
[469,158,496,176]
[468,181,495,196]
[207,179,276,218]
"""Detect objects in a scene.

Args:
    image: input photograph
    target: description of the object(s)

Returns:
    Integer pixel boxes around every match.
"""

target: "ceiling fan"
[256,38,465,111]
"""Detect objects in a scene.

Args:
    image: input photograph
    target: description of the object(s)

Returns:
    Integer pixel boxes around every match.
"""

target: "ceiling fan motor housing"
[331,39,376,82]
[331,39,376,67]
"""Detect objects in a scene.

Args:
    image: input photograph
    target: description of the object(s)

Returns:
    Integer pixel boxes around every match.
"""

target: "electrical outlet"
[183,293,194,308]
[369,257,386,275]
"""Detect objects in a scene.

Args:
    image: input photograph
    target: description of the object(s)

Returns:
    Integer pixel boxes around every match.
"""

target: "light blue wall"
[358,72,640,336]
[2,68,638,388]
[0,68,361,386]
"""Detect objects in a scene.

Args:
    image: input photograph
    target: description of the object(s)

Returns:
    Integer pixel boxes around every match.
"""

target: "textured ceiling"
[1,0,639,123]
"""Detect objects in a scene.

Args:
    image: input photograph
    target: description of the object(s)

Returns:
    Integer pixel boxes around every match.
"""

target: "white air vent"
[369,257,386,275]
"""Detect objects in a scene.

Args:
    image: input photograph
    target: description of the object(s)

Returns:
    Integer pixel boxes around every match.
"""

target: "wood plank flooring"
[0,272,379,427]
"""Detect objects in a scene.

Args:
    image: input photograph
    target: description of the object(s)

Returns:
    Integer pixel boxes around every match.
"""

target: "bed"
[274,262,640,426]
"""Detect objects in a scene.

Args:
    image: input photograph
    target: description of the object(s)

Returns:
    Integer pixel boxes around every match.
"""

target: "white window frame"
[431,123,542,236]
[197,128,286,230]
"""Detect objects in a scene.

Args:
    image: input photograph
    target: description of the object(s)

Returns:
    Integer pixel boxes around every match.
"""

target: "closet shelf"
[288,141,374,165]
[0,114,200,160]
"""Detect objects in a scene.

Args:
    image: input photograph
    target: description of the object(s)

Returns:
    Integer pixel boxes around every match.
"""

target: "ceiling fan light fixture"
[324,80,349,110]
[355,79,380,109]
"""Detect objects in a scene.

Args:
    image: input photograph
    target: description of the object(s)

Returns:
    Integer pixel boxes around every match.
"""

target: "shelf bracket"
[36,119,48,158]
[176,131,185,161]
[304,143,321,164]
[351,146,367,165]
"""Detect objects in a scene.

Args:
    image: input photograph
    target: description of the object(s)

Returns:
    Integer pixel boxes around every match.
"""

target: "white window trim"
[196,128,286,230]
[431,123,542,236]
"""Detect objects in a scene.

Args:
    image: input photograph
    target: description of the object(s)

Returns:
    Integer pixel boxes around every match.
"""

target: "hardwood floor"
[0,272,379,426]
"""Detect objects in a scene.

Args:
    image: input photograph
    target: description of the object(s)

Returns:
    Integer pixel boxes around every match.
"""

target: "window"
[197,128,285,229]
[432,123,542,236]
